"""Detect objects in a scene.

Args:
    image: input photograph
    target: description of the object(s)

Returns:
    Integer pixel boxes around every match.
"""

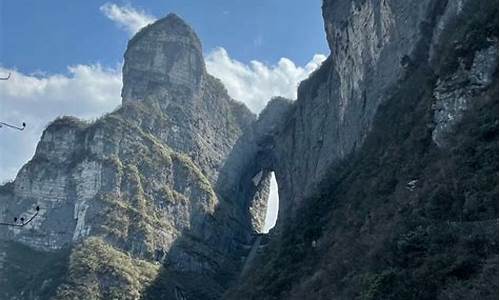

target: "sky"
[0,0,329,231]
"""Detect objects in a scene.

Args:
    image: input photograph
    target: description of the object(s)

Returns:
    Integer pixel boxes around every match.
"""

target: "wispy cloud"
[100,2,155,35]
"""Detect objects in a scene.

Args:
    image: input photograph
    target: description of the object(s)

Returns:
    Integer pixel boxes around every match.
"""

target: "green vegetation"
[46,116,89,131]
[172,152,218,203]
[435,0,498,76]
[54,237,159,300]
[0,241,70,300]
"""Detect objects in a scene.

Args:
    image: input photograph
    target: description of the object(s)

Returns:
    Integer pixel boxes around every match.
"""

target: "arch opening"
[262,172,279,233]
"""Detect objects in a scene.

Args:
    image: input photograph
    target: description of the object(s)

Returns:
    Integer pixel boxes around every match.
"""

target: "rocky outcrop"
[432,41,498,146]
[272,0,444,217]
[427,0,499,147]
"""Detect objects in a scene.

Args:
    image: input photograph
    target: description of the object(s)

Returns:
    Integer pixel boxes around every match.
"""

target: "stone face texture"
[428,1,499,147]
[216,97,293,231]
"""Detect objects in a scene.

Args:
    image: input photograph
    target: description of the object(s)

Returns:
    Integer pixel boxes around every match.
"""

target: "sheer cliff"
[0,0,498,299]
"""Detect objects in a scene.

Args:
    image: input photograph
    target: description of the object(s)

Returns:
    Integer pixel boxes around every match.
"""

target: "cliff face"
[0,0,498,299]
[224,0,498,225]
[226,0,498,299]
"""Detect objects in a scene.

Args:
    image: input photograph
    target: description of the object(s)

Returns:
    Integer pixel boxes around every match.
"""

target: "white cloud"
[206,47,326,113]
[0,65,122,182]
[100,2,155,35]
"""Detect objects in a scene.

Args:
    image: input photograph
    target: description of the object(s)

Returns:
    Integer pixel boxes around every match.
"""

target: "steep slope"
[0,14,263,300]
[226,0,498,299]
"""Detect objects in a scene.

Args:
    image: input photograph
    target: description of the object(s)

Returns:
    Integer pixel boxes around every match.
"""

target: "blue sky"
[1,0,328,75]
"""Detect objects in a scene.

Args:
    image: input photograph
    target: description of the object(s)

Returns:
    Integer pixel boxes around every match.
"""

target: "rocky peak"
[122,13,206,103]
[118,14,256,186]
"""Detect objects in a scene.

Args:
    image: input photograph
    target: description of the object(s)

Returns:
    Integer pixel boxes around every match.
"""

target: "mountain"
[0,13,264,300]
[0,0,498,299]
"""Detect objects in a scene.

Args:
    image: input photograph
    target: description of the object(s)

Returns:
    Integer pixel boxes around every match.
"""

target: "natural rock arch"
[215,97,293,234]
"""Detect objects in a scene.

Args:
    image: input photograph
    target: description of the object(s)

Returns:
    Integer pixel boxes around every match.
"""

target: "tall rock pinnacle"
[122,13,206,103]
[119,14,256,186]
